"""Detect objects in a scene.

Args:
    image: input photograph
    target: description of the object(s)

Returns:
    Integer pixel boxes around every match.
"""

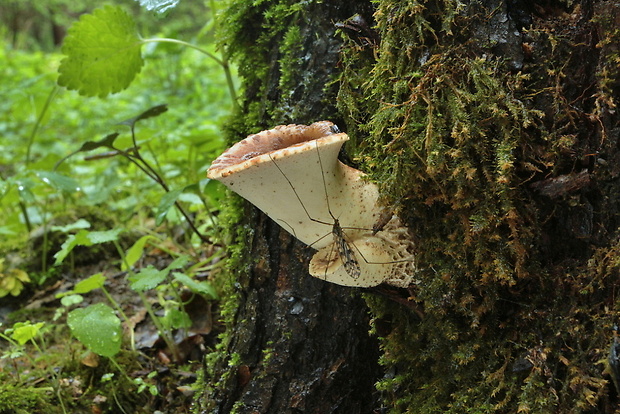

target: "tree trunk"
[195,2,383,413]
[197,0,620,412]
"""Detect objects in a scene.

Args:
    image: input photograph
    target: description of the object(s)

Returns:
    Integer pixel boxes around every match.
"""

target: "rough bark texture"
[196,0,620,413]
[195,2,383,413]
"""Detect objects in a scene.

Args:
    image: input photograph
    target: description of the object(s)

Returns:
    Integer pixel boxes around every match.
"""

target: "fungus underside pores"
[206,121,415,287]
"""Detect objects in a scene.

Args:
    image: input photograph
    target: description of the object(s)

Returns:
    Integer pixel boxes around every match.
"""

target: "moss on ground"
[0,381,55,414]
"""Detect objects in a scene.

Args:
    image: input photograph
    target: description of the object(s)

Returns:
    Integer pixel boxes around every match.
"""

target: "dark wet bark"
[209,216,382,414]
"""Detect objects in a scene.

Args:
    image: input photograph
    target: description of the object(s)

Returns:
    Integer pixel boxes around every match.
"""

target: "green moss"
[220,0,342,126]
[278,25,303,92]
[342,1,620,412]
[199,0,620,412]
[0,380,54,413]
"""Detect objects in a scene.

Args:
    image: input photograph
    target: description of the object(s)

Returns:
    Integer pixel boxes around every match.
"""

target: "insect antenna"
[267,152,332,229]
[269,145,361,279]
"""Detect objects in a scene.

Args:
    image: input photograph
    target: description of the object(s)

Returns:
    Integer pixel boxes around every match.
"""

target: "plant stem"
[117,139,210,244]
[26,85,58,165]
[142,38,222,64]
[141,38,239,111]
[137,290,181,362]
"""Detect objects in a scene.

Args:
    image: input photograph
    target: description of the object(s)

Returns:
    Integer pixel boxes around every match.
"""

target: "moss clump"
[341,0,620,412]
[0,379,54,413]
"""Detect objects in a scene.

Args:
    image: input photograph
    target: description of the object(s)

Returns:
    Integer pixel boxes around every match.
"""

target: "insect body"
[332,218,361,279]
[268,138,396,281]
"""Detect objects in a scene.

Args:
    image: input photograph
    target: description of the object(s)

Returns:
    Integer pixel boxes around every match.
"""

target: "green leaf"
[51,219,91,233]
[54,133,121,170]
[54,229,123,265]
[118,104,168,127]
[101,373,115,382]
[54,233,81,265]
[163,309,191,329]
[86,228,123,244]
[73,273,106,294]
[78,133,120,152]
[9,322,45,346]
[58,5,144,98]
[155,188,183,226]
[15,178,36,203]
[172,272,217,299]
[178,192,203,205]
[129,265,167,292]
[0,226,15,236]
[122,235,155,271]
[35,171,80,193]
[60,294,84,307]
[136,0,180,14]
[166,254,190,271]
[67,303,122,357]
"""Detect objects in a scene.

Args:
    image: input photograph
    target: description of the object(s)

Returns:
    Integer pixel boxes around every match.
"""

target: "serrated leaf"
[166,254,190,271]
[58,5,144,98]
[86,228,123,244]
[67,303,122,357]
[54,228,123,265]
[129,265,167,291]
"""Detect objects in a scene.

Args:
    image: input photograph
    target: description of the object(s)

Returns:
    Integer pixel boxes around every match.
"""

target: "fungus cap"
[207,121,415,287]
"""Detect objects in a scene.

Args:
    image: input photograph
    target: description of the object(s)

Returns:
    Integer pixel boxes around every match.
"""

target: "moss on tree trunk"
[196,0,620,412]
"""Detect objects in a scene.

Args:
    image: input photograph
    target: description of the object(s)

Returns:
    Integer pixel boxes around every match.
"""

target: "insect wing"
[332,219,361,279]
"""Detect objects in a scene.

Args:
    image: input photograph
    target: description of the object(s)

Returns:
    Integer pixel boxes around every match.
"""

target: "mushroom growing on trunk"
[207,121,414,287]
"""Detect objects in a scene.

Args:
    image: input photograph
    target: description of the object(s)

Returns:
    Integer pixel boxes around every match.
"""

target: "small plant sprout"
[207,121,415,287]
[0,259,30,297]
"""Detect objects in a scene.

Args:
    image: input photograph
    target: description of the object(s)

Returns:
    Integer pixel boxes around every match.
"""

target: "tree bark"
[197,0,620,412]
[195,2,383,413]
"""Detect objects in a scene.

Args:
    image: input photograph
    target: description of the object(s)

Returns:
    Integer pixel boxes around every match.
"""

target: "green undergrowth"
[1,3,236,413]
[341,1,620,412]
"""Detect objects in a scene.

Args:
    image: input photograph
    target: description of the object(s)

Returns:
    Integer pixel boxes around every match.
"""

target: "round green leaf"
[58,5,144,98]
[67,303,122,357]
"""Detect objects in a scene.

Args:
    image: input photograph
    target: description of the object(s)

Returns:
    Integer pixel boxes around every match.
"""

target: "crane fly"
[268,139,389,280]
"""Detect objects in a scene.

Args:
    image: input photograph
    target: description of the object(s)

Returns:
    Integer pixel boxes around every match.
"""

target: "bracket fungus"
[207,121,414,287]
